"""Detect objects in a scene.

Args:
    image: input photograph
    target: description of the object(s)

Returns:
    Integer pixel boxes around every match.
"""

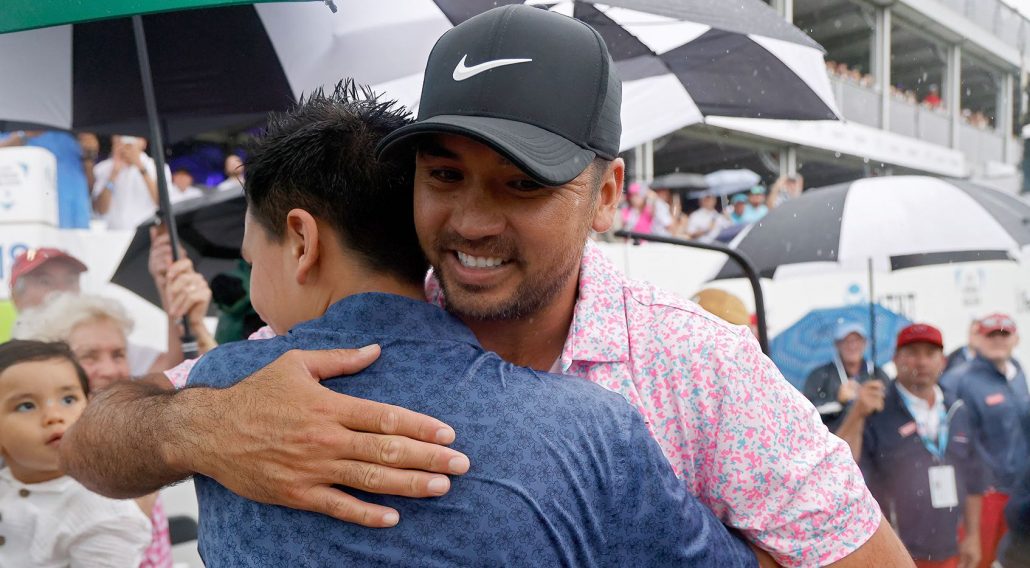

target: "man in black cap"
[65,6,910,567]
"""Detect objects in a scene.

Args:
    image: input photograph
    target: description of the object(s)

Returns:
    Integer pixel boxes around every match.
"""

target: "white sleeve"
[68,499,152,568]
[91,160,112,198]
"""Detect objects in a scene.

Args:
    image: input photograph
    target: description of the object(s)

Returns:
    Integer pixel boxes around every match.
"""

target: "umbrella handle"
[133,15,198,360]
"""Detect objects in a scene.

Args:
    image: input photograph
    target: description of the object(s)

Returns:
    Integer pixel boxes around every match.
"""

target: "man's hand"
[852,381,885,418]
[958,532,980,568]
[838,378,860,404]
[166,347,471,528]
[165,258,211,327]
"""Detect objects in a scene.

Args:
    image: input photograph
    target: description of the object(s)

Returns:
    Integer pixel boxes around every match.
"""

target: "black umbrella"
[111,190,245,309]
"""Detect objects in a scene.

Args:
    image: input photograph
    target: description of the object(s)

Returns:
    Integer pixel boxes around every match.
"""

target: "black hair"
[244,79,427,285]
[0,340,90,396]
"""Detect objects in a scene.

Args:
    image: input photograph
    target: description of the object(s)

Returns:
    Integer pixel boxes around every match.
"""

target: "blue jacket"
[859,380,985,560]
[186,293,756,568]
[940,356,1030,492]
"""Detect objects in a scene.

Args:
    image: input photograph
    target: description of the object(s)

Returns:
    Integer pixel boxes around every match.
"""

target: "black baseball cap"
[377,5,622,186]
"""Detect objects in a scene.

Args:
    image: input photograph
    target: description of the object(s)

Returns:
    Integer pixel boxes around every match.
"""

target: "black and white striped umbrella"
[0,3,325,140]
[715,176,1030,280]
[352,0,842,150]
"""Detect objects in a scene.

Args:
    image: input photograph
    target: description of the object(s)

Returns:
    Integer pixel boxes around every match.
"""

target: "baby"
[0,340,152,566]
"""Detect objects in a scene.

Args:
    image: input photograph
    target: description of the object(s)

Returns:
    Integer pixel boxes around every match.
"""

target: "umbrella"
[714,176,1030,280]
[0,2,336,141]
[111,189,246,308]
[770,304,911,390]
[1,0,327,356]
[701,169,761,196]
[649,172,707,190]
[339,0,841,151]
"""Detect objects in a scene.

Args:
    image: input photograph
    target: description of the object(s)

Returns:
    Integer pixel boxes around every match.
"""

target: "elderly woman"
[14,293,176,567]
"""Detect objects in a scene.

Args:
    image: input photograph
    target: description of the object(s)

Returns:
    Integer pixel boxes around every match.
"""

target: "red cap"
[10,248,87,290]
[896,323,944,350]
[977,313,1017,334]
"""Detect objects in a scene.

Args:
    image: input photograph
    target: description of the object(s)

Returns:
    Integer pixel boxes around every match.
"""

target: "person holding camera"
[92,135,170,230]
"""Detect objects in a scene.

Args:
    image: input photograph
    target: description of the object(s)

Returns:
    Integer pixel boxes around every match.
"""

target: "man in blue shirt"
[940,313,1029,568]
[840,324,984,567]
[185,81,755,566]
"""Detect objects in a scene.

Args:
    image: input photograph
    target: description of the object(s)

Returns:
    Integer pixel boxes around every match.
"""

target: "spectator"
[837,324,984,568]
[92,135,168,230]
[78,133,100,191]
[768,174,804,209]
[0,130,92,228]
[620,182,656,234]
[650,187,675,236]
[946,320,980,373]
[728,193,750,224]
[683,193,730,242]
[802,321,890,431]
[744,185,769,222]
[924,84,943,110]
[0,340,152,566]
[940,313,1029,568]
[216,154,244,192]
[9,245,213,375]
[14,293,182,567]
[170,167,204,204]
[997,464,1030,567]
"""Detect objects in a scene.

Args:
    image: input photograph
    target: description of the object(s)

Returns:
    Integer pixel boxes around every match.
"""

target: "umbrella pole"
[132,15,198,360]
[868,257,876,374]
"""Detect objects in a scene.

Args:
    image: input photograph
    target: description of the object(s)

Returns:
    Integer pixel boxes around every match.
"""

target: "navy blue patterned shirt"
[187,293,756,567]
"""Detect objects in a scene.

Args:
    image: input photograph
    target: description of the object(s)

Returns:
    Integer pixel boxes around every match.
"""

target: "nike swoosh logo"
[452,55,532,81]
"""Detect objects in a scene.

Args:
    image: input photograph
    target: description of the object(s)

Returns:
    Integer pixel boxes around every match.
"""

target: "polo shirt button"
[18,489,29,498]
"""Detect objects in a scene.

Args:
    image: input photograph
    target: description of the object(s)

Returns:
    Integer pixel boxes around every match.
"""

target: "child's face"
[0,358,87,484]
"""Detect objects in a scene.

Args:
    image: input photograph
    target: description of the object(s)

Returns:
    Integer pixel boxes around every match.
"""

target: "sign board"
[0,146,59,226]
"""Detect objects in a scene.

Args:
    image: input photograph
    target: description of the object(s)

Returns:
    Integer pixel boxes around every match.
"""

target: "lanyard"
[898,394,951,461]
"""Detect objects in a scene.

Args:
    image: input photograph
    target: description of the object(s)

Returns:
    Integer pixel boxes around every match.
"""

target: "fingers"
[330,460,454,498]
[339,431,469,475]
[333,394,461,449]
[282,347,382,381]
[298,485,400,528]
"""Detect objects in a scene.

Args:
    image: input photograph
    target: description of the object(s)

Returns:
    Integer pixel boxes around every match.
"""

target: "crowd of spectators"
[825,60,995,130]
[607,173,803,243]
[807,315,1029,568]
[0,130,245,230]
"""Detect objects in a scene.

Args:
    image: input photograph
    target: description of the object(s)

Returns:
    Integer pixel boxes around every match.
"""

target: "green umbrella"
[0,0,331,356]
[0,0,330,34]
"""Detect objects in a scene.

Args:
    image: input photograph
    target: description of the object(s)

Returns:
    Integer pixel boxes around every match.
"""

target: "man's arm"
[62,348,471,528]
[825,518,913,567]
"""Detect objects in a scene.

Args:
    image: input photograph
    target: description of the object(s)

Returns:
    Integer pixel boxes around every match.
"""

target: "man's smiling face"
[413,134,617,321]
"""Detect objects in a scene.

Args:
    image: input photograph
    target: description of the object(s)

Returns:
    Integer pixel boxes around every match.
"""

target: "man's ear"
[592,158,624,233]
[284,209,321,285]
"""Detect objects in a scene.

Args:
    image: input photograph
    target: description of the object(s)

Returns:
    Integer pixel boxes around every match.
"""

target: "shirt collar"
[896,382,945,414]
[423,241,630,373]
[291,292,480,349]
[557,240,630,372]
[0,467,75,493]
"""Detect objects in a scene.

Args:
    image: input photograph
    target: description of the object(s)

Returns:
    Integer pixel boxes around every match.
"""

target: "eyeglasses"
[978,316,1016,333]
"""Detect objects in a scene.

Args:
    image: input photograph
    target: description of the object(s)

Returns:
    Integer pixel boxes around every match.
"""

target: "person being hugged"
[0,340,152,566]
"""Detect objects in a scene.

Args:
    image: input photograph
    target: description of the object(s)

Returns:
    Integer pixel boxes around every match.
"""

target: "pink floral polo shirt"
[426,241,881,567]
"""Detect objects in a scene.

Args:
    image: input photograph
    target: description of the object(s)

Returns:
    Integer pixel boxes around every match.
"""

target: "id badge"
[928,465,959,509]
